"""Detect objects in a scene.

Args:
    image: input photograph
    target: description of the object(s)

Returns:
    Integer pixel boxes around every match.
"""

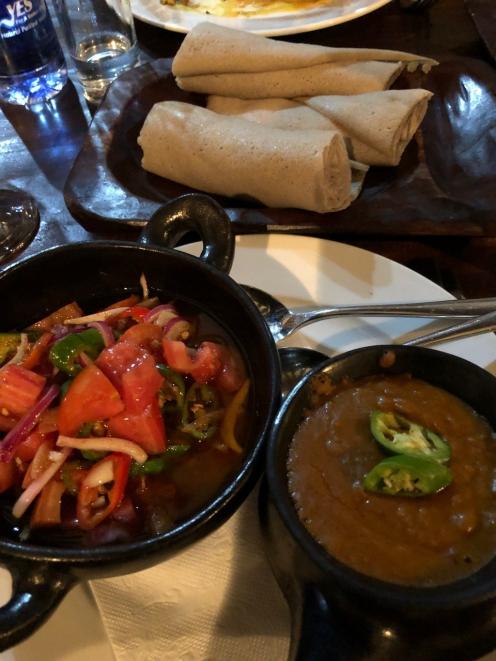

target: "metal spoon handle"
[288,298,496,335]
[404,310,496,347]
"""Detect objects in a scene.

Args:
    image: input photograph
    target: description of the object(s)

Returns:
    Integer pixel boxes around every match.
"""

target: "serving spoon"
[278,310,496,397]
[243,285,496,343]
[403,309,496,347]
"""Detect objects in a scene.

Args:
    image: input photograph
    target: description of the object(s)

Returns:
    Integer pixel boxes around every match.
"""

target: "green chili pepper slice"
[363,455,452,497]
[61,460,88,496]
[181,383,222,440]
[370,411,451,464]
[130,444,191,477]
[60,379,72,400]
[157,364,186,413]
[78,422,94,438]
[49,328,105,376]
[81,449,107,461]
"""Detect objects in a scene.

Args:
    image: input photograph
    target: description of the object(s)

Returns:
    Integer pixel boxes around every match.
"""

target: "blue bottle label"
[0,0,65,76]
[1,0,46,39]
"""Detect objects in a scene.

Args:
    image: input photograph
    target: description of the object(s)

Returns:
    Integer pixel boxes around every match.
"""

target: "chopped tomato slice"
[37,407,59,434]
[162,339,194,372]
[0,364,46,417]
[30,479,65,528]
[96,340,163,414]
[15,406,59,462]
[162,340,223,384]
[15,430,50,462]
[96,341,148,389]
[190,343,223,383]
[77,453,131,530]
[104,295,140,311]
[215,347,246,393]
[119,323,162,352]
[115,306,150,323]
[58,364,124,437]
[108,400,166,455]
[27,302,83,331]
[20,332,53,370]
[121,353,163,415]
[0,414,16,432]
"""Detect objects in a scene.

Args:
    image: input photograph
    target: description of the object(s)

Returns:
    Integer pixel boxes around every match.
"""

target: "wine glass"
[0,189,40,265]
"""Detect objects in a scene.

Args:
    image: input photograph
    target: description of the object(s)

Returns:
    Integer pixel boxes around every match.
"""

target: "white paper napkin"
[90,486,290,661]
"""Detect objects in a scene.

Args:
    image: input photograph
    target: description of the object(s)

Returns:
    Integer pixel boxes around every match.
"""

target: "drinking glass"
[56,0,138,103]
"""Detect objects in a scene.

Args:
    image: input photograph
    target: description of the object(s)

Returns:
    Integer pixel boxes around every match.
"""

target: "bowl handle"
[0,557,76,651]
[290,584,356,660]
[139,193,235,273]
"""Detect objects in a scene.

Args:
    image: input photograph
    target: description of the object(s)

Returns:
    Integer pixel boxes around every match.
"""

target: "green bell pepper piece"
[130,444,190,477]
[363,455,452,497]
[370,411,451,463]
[49,328,105,376]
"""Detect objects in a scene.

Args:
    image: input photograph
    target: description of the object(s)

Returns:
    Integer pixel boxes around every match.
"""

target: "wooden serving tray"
[64,57,496,236]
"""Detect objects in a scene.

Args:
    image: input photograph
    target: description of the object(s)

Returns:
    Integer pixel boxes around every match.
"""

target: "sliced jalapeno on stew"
[363,455,452,497]
[370,410,451,463]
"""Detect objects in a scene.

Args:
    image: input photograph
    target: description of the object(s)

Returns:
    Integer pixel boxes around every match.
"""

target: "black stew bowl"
[260,344,496,661]
[0,194,280,650]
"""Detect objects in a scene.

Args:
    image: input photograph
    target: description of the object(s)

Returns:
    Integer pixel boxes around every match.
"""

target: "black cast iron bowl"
[0,194,280,650]
[260,344,496,661]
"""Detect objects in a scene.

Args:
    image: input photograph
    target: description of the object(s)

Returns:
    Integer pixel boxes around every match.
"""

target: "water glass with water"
[56,0,138,103]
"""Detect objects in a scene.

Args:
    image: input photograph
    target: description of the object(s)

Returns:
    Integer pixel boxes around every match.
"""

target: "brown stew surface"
[287,373,496,586]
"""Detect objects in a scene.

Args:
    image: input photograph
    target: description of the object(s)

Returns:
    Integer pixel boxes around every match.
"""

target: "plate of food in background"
[130,0,393,37]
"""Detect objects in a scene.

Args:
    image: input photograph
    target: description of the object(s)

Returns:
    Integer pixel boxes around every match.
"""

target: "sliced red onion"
[51,324,88,341]
[88,321,115,348]
[78,351,93,368]
[57,435,147,464]
[64,307,128,325]
[164,317,191,341]
[12,447,71,519]
[144,304,177,323]
[0,384,60,463]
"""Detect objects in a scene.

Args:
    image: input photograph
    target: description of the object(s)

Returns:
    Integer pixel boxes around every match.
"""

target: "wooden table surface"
[1,0,496,300]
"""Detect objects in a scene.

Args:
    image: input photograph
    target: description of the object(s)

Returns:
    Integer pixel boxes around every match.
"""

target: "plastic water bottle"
[0,0,68,106]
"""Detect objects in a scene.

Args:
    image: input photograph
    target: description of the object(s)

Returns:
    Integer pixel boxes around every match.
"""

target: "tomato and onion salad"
[0,294,250,545]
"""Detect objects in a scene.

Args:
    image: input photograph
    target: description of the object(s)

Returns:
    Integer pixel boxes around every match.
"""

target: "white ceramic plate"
[3,234,496,660]
[131,0,392,36]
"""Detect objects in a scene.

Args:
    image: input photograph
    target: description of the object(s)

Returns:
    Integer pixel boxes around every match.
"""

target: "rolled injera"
[138,101,353,213]
[172,22,438,77]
